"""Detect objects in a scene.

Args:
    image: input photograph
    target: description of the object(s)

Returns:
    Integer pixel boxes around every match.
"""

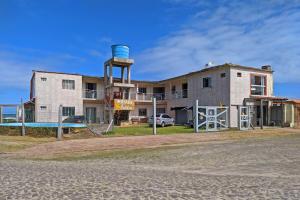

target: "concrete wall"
[229,68,273,127]
[34,72,83,122]
[163,68,231,120]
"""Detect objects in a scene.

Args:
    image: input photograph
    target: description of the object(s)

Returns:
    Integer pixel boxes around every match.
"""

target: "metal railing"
[133,93,166,101]
[82,90,189,101]
[170,89,188,99]
[82,90,103,99]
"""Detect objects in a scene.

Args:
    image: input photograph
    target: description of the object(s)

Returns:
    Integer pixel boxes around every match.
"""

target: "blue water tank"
[111,45,129,59]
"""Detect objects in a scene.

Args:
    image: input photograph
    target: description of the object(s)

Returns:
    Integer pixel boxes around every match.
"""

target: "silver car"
[148,113,175,127]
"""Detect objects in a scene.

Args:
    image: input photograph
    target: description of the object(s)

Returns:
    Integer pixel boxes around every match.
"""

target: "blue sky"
[0,0,299,105]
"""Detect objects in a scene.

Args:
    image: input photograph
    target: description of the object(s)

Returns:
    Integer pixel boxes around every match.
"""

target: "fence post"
[57,105,63,141]
[153,97,157,135]
[21,99,25,136]
[0,106,2,124]
[194,100,199,133]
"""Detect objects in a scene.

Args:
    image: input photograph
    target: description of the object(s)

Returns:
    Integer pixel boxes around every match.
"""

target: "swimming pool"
[0,123,87,128]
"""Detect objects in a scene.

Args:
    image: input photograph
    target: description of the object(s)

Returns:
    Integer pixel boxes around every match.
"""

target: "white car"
[148,114,175,127]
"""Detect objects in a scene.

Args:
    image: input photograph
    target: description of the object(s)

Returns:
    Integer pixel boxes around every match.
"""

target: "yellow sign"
[114,99,135,111]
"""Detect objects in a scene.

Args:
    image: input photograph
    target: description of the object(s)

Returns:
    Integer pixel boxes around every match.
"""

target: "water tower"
[103,45,135,125]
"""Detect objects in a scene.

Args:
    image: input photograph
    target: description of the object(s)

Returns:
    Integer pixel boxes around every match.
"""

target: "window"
[182,83,188,98]
[156,108,166,114]
[203,77,212,88]
[138,108,147,116]
[251,75,266,96]
[220,73,226,78]
[40,106,47,110]
[62,107,75,116]
[41,77,47,81]
[237,72,242,77]
[138,87,147,94]
[171,85,176,95]
[62,80,75,90]
[162,114,171,118]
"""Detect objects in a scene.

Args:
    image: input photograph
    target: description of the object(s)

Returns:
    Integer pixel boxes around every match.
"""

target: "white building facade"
[28,63,281,128]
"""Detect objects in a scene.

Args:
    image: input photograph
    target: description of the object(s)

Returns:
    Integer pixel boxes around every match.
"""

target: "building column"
[260,99,264,129]
[127,66,131,84]
[109,63,113,85]
[104,64,107,85]
[121,67,125,83]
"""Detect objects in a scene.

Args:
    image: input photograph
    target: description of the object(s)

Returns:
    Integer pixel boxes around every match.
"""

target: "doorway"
[175,109,188,125]
[86,107,96,124]
[255,105,268,126]
[86,83,97,98]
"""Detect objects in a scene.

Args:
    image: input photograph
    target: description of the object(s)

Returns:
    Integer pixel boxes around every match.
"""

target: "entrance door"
[86,107,96,124]
[86,83,97,98]
[175,110,188,125]
[153,87,165,100]
[256,105,268,126]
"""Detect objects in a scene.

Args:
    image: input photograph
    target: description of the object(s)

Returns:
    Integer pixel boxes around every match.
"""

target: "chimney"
[261,65,272,71]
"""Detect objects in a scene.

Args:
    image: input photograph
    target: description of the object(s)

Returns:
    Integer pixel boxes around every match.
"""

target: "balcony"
[82,89,102,99]
[170,89,188,99]
[134,93,166,102]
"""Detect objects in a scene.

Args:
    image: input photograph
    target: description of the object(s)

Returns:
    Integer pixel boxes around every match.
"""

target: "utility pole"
[57,105,63,141]
[153,97,156,135]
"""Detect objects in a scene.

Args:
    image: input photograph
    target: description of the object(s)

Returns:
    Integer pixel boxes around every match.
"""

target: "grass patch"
[0,135,54,153]
[105,124,193,137]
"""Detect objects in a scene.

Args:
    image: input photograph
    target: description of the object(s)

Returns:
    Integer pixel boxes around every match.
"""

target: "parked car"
[148,113,175,127]
[63,115,85,123]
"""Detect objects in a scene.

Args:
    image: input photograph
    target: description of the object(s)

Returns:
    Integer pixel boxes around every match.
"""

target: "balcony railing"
[82,90,189,101]
[170,89,188,99]
[82,90,103,99]
[134,93,166,101]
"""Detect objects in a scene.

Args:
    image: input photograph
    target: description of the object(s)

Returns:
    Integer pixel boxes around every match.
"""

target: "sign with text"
[114,99,135,110]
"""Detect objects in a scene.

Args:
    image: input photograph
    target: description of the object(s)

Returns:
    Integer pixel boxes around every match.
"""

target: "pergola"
[244,96,288,129]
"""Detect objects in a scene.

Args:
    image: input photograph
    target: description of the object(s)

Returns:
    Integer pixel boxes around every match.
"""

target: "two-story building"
[25,62,298,128]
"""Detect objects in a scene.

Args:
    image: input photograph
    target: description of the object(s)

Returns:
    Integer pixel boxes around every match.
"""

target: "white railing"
[82,90,189,101]
[82,90,103,99]
[133,93,166,101]
[170,89,188,99]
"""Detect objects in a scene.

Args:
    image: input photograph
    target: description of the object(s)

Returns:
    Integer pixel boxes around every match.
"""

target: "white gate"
[194,100,228,132]
[239,106,250,130]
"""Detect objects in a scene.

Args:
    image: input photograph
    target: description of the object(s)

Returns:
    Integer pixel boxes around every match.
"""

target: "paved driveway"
[1,133,300,199]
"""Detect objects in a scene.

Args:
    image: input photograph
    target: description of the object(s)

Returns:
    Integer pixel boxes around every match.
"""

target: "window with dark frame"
[182,83,188,98]
[62,107,75,116]
[138,87,147,94]
[62,80,75,90]
[40,106,47,110]
[220,73,226,78]
[171,85,176,94]
[138,108,147,116]
[237,72,242,77]
[41,77,47,81]
[203,77,212,88]
[156,108,166,114]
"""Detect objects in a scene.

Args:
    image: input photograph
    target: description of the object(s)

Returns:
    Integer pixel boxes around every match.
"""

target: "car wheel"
[161,122,165,127]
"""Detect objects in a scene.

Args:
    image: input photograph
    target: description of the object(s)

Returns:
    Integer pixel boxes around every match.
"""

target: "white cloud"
[136,0,300,82]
